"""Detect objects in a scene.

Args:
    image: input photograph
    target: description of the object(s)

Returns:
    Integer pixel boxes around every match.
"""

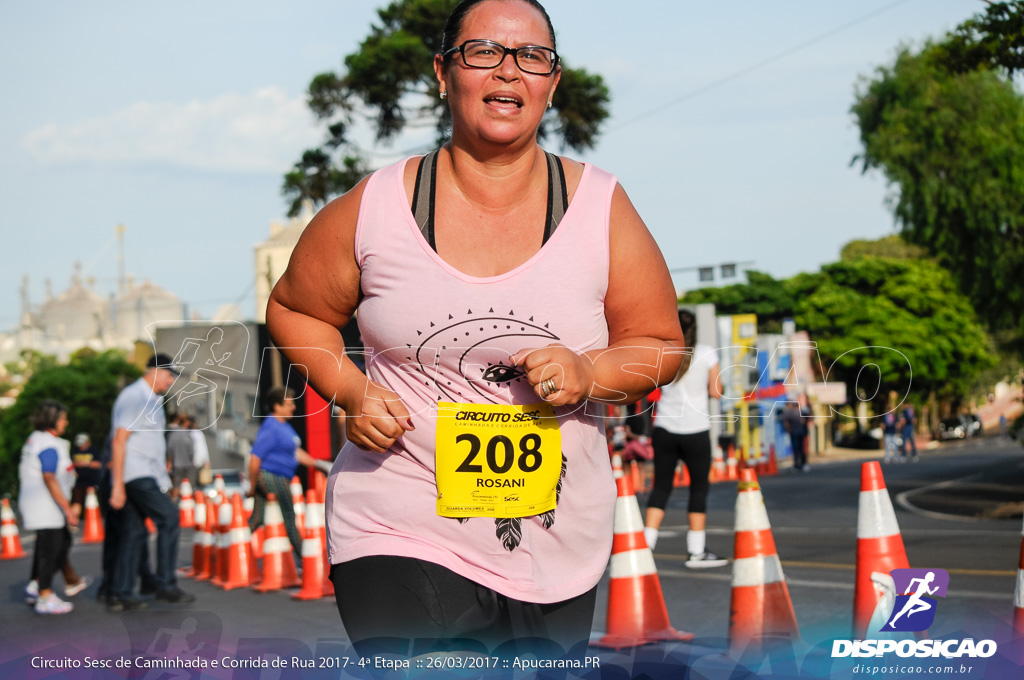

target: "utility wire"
[609,0,916,131]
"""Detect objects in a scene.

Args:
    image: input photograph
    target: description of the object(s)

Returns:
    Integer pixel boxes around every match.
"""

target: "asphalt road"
[2,437,1022,679]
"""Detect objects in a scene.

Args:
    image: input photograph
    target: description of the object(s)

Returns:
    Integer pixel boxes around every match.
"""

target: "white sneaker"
[65,575,92,597]
[25,580,39,605]
[685,551,729,569]
[35,593,73,615]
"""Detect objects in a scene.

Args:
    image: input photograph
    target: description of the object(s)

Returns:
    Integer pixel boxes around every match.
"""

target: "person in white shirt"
[643,310,727,568]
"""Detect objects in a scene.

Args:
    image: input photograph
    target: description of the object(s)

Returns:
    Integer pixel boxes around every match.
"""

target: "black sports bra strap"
[544,151,568,244]
[411,149,567,251]
[412,150,439,248]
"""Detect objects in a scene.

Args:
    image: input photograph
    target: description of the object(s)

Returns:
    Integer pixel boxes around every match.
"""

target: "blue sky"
[0,0,983,329]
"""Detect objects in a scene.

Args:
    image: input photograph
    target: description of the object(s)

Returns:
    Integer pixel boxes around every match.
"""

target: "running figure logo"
[881,568,949,632]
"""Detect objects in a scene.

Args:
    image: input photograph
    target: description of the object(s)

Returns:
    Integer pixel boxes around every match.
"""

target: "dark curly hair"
[32,399,68,431]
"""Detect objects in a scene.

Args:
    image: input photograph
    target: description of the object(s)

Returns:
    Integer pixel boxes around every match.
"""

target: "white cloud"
[21,87,322,174]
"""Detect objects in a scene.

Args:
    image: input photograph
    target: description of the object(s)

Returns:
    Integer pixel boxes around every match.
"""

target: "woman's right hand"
[343,378,415,453]
[110,483,125,511]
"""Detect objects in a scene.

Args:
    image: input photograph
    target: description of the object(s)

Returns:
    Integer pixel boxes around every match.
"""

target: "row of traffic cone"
[595,458,1024,652]
[178,470,331,600]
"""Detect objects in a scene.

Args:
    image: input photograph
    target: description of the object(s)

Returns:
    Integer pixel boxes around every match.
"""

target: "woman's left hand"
[510,344,595,407]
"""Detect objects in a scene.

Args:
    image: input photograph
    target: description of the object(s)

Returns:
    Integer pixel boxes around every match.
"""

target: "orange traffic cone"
[1013,513,1023,634]
[291,476,306,538]
[211,495,234,587]
[254,494,300,592]
[180,496,209,578]
[767,443,778,476]
[292,507,326,601]
[1,498,26,560]
[249,526,264,585]
[81,487,104,543]
[221,494,253,591]
[595,457,693,649]
[189,497,216,580]
[711,444,727,483]
[243,495,254,522]
[629,460,642,493]
[178,479,196,529]
[854,461,909,638]
[214,473,225,495]
[725,445,739,481]
[303,487,333,598]
[729,469,798,653]
[146,517,156,533]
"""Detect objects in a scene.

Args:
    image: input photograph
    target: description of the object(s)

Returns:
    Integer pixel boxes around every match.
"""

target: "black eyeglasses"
[443,39,559,76]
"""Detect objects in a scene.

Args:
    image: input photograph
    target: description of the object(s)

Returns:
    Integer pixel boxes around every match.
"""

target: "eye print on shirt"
[405,308,559,404]
[480,363,526,384]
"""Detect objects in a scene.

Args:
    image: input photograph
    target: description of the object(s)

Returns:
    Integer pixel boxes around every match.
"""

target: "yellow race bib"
[435,401,561,518]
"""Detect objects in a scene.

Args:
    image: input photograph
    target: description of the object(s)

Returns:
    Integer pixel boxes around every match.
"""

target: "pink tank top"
[325,155,618,603]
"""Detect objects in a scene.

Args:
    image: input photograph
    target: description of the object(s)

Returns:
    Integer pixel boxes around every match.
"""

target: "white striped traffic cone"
[211,495,234,587]
[254,494,300,592]
[178,479,196,528]
[81,487,104,543]
[729,469,798,653]
[1013,512,1023,634]
[1,499,26,560]
[291,476,306,538]
[180,496,209,578]
[854,461,909,638]
[594,455,693,649]
[292,495,326,602]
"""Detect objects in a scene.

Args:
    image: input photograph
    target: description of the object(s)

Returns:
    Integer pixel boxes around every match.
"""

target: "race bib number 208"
[435,401,561,519]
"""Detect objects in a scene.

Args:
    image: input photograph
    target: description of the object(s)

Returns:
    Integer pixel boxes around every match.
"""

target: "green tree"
[283,0,611,216]
[680,270,797,334]
[795,257,994,413]
[0,350,140,497]
[852,8,1024,340]
[840,235,928,261]
[940,1,1024,75]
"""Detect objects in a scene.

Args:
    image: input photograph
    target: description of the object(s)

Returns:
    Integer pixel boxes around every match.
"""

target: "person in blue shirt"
[247,386,331,557]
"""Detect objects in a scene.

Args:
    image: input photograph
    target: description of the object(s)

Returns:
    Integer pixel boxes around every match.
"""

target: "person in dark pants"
[18,400,88,614]
[108,353,195,611]
[900,404,919,462]
[643,310,727,567]
[96,429,157,606]
[782,402,810,472]
[247,386,331,559]
[69,433,102,522]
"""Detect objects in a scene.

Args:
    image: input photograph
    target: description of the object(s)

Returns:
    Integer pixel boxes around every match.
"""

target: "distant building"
[253,200,315,323]
[0,269,185,364]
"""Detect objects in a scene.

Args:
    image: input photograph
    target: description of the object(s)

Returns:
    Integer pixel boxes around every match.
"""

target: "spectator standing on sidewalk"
[19,400,90,614]
[69,433,102,521]
[187,415,211,485]
[108,353,195,611]
[248,386,331,559]
[782,402,811,472]
[882,408,899,464]
[643,310,727,568]
[166,413,195,501]
[900,404,919,462]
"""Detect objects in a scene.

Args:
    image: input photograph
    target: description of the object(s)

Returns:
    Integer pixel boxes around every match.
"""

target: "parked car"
[198,468,249,500]
[936,417,967,441]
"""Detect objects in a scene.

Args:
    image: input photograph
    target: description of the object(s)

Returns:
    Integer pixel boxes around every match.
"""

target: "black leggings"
[647,427,712,513]
[331,556,596,659]
[33,527,72,592]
